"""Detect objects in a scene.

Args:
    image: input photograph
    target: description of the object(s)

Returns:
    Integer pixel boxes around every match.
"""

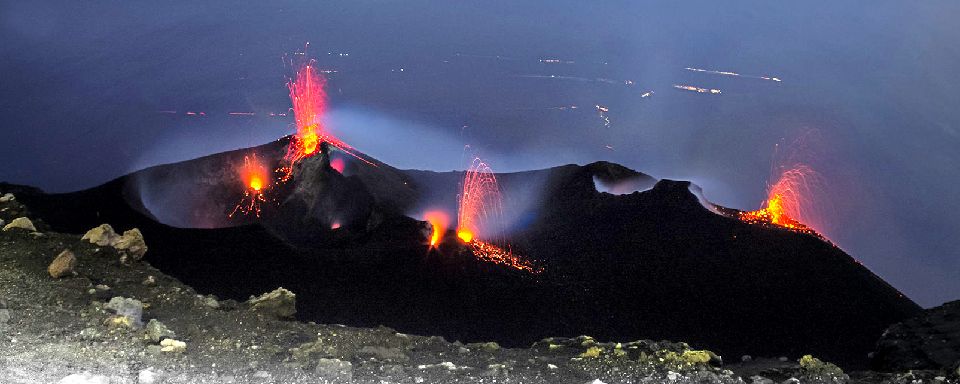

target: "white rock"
[105,296,143,326]
[252,371,271,378]
[57,372,109,384]
[138,368,159,384]
[547,363,558,369]
[160,338,187,353]
[0,193,14,202]
[585,380,607,384]
[2,217,36,232]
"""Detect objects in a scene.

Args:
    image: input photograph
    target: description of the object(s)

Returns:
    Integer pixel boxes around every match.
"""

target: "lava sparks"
[282,62,329,167]
[457,158,504,241]
[739,164,822,236]
[230,154,269,218]
[280,62,374,181]
[456,157,540,273]
[466,240,540,274]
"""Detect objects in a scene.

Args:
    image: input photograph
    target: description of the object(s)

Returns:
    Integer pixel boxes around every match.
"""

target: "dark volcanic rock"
[873,300,960,371]
[0,137,921,369]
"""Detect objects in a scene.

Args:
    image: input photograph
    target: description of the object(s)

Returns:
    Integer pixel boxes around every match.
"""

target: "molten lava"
[301,130,319,156]
[467,240,541,274]
[249,176,264,192]
[423,210,450,247]
[280,62,375,181]
[455,157,540,273]
[456,230,474,243]
[230,154,270,218]
[739,165,821,236]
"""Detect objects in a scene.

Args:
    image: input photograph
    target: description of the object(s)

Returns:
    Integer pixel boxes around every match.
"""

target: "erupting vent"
[230,154,269,218]
[739,165,822,237]
[280,62,374,181]
[456,158,540,273]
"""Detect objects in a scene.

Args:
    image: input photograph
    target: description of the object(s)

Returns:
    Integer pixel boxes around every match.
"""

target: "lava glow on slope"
[739,165,821,237]
[423,210,450,248]
[456,158,540,273]
[230,154,269,218]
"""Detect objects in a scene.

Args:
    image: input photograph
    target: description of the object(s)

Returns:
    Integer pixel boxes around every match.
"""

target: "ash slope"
[1,137,920,368]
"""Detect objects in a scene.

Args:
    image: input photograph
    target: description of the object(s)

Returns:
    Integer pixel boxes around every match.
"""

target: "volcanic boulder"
[82,224,120,246]
[82,224,148,260]
[47,249,77,278]
[2,217,36,232]
[105,297,144,327]
[247,287,297,319]
[115,228,148,260]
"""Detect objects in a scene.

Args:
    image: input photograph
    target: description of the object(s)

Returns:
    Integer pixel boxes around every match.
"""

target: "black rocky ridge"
[1,136,921,368]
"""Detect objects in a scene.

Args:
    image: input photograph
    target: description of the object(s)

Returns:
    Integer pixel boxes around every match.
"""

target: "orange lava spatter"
[456,157,540,273]
[739,165,821,236]
[230,154,269,218]
[457,158,503,239]
[280,62,376,181]
[467,240,541,274]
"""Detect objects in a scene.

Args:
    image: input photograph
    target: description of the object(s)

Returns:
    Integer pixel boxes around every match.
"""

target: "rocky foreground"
[0,192,956,384]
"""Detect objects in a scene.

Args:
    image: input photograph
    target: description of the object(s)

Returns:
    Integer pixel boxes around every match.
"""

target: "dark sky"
[1,1,957,307]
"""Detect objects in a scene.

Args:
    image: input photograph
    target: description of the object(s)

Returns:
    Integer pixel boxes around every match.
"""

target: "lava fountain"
[457,158,504,244]
[280,62,374,181]
[230,154,269,218]
[739,164,823,237]
[286,62,328,163]
[456,158,540,273]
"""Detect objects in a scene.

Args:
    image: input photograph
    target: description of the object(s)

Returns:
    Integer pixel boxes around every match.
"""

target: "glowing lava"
[330,157,345,174]
[230,154,269,218]
[456,230,474,243]
[423,210,450,247]
[457,158,504,238]
[739,165,821,236]
[280,62,375,181]
[455,158,540,273]
[249,176,264,192]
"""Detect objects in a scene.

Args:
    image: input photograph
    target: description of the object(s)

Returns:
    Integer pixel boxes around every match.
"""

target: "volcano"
[1,137,920,368]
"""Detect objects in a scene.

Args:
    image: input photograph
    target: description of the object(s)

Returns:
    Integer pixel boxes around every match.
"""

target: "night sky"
[1,1,957,307]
